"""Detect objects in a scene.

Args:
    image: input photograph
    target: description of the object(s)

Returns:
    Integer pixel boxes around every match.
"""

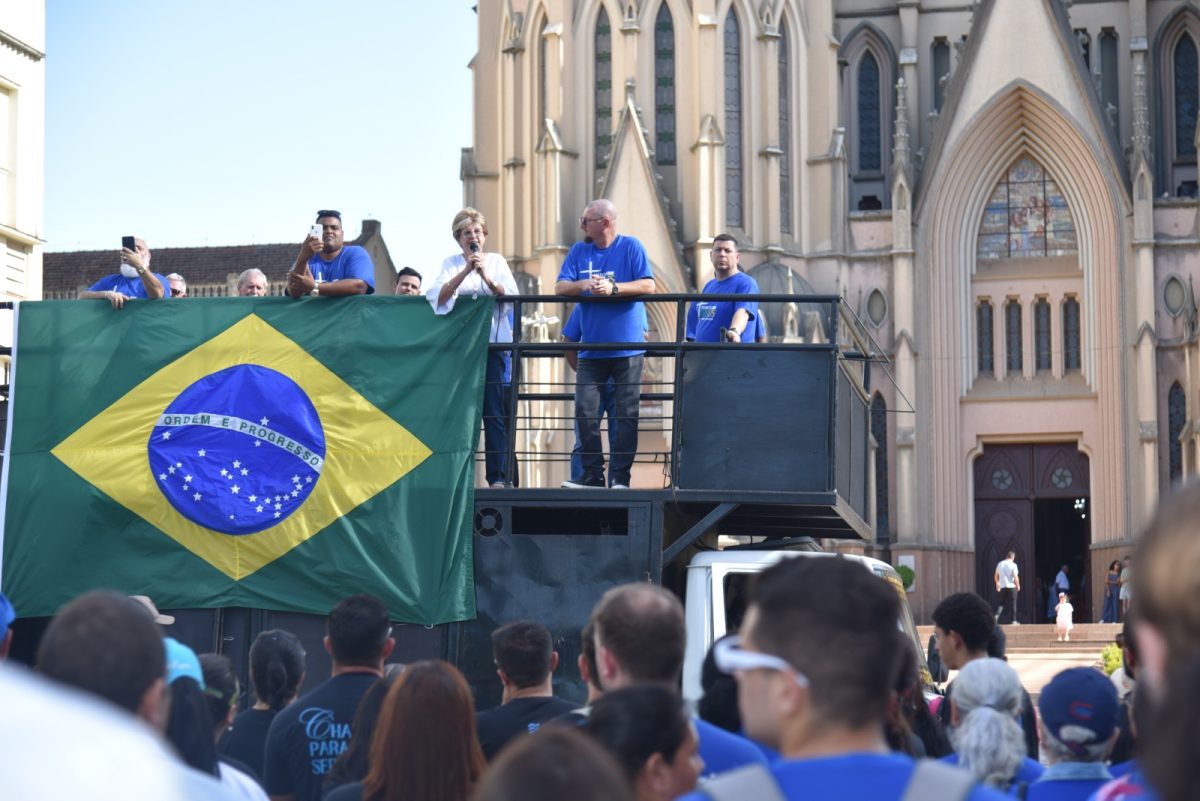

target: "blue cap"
[164,637,204,687]
[0,591,14,634]
[1038,667,1118,753]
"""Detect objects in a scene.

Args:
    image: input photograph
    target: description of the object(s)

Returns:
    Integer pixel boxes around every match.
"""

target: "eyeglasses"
[713,636,808,685]
[579,216,606,226]
[170,288,186,297]
[315,209,342,221]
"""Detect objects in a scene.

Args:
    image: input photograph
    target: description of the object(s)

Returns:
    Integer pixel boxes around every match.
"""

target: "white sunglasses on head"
[713,636,809,686]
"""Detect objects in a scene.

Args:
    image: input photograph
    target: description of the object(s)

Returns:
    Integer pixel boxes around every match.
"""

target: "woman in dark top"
[218,628,306,777]
[1102,559,1122,623]
[325,660,484,801]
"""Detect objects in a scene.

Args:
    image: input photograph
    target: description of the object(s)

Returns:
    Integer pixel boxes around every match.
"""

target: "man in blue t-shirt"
[588,583,768,781]
[286,209,375,299]
[686,234,759,343]
[80,236,169,309]
[678,558,1007,801]
[555,199,655,489]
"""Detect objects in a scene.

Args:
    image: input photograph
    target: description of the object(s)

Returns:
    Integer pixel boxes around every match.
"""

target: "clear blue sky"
[45,1,478,276]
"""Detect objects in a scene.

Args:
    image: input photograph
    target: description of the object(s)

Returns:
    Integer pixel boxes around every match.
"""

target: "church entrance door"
[974,443,1091,624]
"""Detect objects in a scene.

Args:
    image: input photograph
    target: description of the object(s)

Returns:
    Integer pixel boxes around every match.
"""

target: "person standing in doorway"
[1047,564,1069,620]
[1119,554,1133,620]
[1101,559,1122,623]
[993,551,1021,625]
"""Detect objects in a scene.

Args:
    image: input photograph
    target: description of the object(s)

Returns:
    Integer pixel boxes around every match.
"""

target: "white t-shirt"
[427,251,521,343]
[996,558,1019,589]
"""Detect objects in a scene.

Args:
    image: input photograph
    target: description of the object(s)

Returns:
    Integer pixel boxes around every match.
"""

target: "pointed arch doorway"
[974,443,1091,624]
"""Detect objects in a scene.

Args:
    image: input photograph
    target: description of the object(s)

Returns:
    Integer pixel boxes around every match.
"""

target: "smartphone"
[121,235,136,252]
[309,224,322,239]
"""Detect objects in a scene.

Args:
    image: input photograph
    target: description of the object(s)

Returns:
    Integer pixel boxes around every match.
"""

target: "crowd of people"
[81,200,770,491]
[4,475,1198,800]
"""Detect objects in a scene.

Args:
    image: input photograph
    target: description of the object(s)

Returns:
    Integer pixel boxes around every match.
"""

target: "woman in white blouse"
[428,208,521,488]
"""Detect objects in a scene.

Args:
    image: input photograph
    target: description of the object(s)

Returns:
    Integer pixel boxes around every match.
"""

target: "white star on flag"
[220,469,229,477]
[254,440,261,447]
[184,475,192,483]
[159,473,167,481]
[193,493,202,501]
[162,432,171,440]
[168,466,176,474]
[231,485,240,494]
[260,417,269,425]
[291,475,300,483]
[274,503,282,511]
[274,511,281,518]
[233,460,241,468]
[306,476,313,483]
[248,495,257,502]
[240,468,249,476]
[182,484,189,491]
[291,489,299,498]
[256,505,263,513]
[198,449,206,457]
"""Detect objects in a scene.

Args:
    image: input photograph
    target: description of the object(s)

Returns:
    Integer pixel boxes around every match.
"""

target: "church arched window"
[1155,11,1200,197]
[858,52,882,174]
[1063,296,1081,373]
[595,7,614,168]
[976,155,1077,260]
[779,22,792,234]
[1034,297,1051,372]
[931,38,950,113]
[654,3,676,166]
[724,7,743,227]
[977,301,995,377]
[1005,299,1023,375]
[1169,381,1186,485]
[871,393,890,543]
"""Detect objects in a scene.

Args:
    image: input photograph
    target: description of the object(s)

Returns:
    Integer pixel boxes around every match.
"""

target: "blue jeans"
[570,379,616,482]
[483,350,512,485]
[1101,588,1119,623]
[575,356,643,486]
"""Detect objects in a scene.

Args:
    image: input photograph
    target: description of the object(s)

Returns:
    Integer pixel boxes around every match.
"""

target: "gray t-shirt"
[996,558,1019,588]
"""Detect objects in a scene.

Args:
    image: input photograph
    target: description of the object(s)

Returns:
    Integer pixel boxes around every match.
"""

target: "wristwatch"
[609,280,619,296]
[310,285,320,297]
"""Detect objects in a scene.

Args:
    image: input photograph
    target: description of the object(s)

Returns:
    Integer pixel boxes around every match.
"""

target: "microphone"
[469,243,480,254]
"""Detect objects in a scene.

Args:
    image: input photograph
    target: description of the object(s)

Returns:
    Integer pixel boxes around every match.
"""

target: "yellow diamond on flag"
[50,314,432,580]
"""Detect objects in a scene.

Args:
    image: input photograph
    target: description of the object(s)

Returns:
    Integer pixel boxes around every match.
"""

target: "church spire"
[892,76,912,186]
[1130,59,1152,175]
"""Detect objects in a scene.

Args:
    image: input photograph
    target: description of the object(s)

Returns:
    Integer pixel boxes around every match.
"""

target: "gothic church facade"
[464,0,1200,620]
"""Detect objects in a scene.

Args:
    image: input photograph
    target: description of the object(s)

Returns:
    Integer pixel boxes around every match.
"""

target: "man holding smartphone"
[79,236,168,309]
[287,210,374,298]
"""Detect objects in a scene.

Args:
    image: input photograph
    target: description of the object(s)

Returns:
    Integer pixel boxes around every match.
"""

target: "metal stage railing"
[482,293,883,490]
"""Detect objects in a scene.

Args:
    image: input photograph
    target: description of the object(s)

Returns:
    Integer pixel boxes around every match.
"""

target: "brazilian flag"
[0,295,494,623]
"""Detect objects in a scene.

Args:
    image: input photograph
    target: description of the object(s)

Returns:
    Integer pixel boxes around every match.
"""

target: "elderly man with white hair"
[235,268,268,297]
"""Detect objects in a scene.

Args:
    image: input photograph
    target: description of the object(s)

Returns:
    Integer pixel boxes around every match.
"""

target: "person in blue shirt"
[555,199,655,489]
[679,557,1007,801]
[685,234,758,343]
[588,583,767,783]
[80,236,168,309]
[286,209,375,298]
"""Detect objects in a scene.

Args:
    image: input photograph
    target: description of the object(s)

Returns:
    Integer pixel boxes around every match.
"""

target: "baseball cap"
[164,637,204,687]
[1038,667,1118,753]
[0,590,15,634]
[129,595,175,625]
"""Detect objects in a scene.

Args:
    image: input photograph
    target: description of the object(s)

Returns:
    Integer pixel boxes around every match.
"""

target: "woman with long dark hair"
[326,660,484,801]
[218,629,306,778]
[1102,559,1122,623]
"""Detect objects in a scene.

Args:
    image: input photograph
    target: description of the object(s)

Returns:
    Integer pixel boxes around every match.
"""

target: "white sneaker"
[611,483,629,489]
[1064,634,1069,641]
[1013,621,1020,625]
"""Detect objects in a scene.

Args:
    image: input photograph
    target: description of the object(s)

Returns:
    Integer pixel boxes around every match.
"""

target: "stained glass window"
[1034,298,1051,372]
[858,52,882,172]
[871,393,890,544]
[1005,300,1023,374]
[1169,382,1186,486]
[932,39,950,113]
[1063,297,1081,373]
[1175,34,1198,158]
[779,25,792,234]
[724,9,743,226]
[978,301,995,376]
[976,155,1077,260]
[654,4,676,165]
[595,8,613,168]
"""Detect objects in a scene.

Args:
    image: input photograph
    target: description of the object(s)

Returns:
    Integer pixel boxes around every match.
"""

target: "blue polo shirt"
[88,272,171,298]
[307,245,375,293]
[557,235,652,359]
[686,272,759,342]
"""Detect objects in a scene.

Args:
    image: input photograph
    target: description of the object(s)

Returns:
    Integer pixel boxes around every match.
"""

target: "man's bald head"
[590,583,685,688]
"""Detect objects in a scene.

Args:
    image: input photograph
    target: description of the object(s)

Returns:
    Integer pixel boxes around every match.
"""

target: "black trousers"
[997,587,1018,624]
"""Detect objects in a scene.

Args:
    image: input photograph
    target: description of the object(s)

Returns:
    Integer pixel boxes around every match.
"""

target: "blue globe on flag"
[147,365,326,535]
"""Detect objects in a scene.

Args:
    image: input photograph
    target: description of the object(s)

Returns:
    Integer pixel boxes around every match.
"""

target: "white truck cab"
[681,549,931,704]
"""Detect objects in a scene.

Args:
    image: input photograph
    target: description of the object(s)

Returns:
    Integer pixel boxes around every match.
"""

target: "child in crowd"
[1054,592,1074,642]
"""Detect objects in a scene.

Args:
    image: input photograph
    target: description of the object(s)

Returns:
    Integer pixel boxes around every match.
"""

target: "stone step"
[916,623,1120,648]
